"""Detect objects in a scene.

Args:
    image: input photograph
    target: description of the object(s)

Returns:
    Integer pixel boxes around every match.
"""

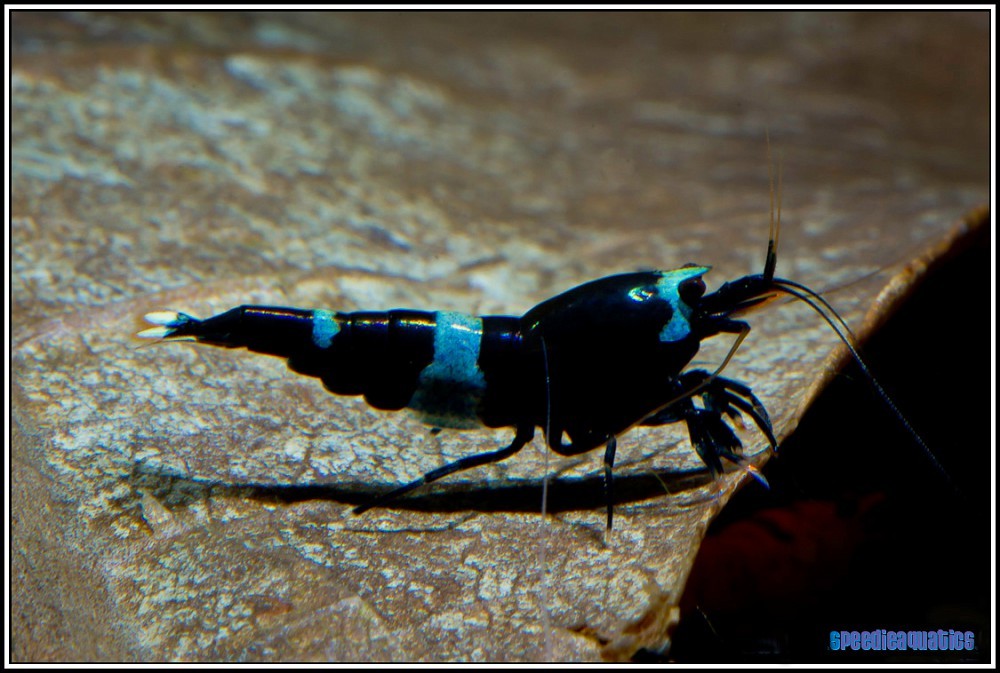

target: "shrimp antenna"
[764,130,779,281]
[763,136,955,496]
[768,276,961,498]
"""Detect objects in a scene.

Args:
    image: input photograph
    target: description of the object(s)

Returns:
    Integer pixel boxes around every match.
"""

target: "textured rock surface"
[11,12,989,662]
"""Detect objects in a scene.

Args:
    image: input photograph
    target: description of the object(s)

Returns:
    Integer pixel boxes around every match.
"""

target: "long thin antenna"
[771,279,960,497]
[764,131,778,280]
[775,148,782,261]
[537,337,554,661]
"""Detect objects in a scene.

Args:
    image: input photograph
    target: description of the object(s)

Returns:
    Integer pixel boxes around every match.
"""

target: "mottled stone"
[11,11,988,663]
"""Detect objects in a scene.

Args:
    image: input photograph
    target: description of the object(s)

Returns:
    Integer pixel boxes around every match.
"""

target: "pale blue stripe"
[312,309,340,349]
[656,266,709,342]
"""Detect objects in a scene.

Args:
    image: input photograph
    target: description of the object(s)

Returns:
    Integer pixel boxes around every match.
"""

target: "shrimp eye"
[679,276,706,305]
